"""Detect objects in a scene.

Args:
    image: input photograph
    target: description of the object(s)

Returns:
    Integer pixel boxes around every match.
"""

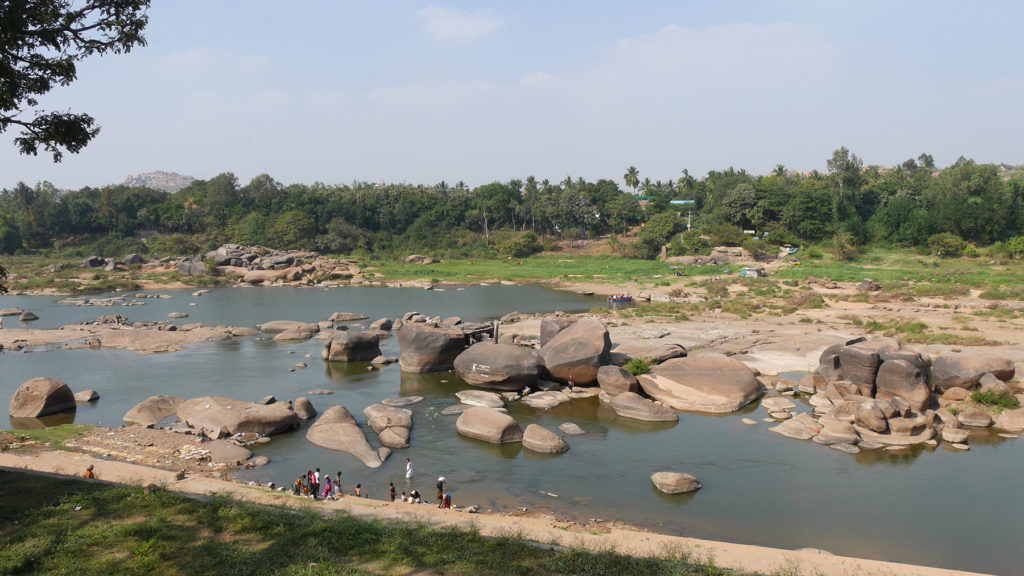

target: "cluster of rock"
[82,253,146,271]
[766,338,1024,452]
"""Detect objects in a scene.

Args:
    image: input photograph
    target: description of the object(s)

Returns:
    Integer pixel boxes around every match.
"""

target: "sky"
[2,0,1023,191]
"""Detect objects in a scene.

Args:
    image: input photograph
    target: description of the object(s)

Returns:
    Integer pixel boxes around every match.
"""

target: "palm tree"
[624,166,639,195]
[641,177,652,196]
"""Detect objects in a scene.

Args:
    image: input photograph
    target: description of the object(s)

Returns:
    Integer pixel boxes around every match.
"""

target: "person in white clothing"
[405,458,413,479]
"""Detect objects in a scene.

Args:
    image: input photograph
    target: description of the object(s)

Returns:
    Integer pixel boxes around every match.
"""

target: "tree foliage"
[0,0,150,161]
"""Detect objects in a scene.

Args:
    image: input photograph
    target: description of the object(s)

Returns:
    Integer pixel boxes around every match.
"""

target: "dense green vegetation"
[0,470,734,576]
[3,149,1024,265]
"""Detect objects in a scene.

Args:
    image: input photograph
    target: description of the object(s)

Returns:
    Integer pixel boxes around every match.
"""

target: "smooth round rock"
[651,472,702,494]
[558,422,586,436]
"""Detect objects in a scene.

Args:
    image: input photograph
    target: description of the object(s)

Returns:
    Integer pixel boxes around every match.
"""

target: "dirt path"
[0,450,991,576]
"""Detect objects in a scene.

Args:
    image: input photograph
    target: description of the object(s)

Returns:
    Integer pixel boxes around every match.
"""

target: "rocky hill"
[122,171,196,193]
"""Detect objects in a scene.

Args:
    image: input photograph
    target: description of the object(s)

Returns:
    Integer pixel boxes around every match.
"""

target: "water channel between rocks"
[1,285,1020,575]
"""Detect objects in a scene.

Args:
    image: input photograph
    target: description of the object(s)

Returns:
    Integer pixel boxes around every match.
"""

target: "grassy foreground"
[0,470,738,576]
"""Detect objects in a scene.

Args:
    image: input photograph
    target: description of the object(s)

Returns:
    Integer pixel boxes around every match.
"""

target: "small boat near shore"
[607,293,633,304]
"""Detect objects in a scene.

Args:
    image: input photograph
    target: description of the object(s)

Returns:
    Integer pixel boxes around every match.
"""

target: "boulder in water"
[637,356,762,413]
[305,406,383,468]
[522,424,569,454]
[9,377,76,418]
[322,331,381,362]
[178,396,300,436]
[397,323,468,373]
[651,472,702,494]
[456,406,523,444]
[609,392,678,422]
[453,342,543,391]
[538,317,611,385]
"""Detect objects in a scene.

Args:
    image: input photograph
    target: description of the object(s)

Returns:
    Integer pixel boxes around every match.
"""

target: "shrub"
[146,233,200,257]
[498,231,540,258]
[708,223,744,247]
[927,233,969,258]
[668,230,712,256]
[624,357,652,375]
[741,236,772,260]
[971,389,1020,409]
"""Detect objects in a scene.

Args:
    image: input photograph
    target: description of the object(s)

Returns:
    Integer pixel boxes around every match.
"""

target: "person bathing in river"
[354,483,362,497]
[390,482,396,502]
[436,476,446,506]
[293,474,304,496]
[334,471,343,497]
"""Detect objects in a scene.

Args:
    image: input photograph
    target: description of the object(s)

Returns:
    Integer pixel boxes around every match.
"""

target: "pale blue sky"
[2,1,1022,190]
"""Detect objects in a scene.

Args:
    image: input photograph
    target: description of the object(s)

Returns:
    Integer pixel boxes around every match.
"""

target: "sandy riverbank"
[0,450,991,576]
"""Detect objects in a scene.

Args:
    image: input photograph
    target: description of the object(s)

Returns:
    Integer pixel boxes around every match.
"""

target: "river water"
[0,285,1019,575]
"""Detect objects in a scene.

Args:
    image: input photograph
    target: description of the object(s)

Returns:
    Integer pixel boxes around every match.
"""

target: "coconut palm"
[624,166,639,195]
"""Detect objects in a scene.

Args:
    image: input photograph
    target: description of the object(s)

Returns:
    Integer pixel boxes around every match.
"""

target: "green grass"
[971,389,1021,410]
[623,357,653,375]
[1,425,91,452]
[0,470,737,576]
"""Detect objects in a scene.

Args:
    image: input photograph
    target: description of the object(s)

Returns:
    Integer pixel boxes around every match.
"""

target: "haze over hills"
[122,171,196,193]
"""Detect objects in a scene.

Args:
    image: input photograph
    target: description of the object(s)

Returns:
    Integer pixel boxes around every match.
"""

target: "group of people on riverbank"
[287,458,452,508]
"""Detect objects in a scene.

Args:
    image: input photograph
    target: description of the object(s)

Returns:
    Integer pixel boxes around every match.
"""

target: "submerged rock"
[522,424,569,454]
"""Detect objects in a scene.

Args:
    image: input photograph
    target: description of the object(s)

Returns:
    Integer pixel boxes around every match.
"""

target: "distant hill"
[122,171,196,193]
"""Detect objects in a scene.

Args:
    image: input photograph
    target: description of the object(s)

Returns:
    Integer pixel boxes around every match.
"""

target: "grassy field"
[0,470,738,576]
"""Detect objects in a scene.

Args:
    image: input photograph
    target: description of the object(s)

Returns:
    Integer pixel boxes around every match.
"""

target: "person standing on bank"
[390,482,396,502]
[436,476,446,507]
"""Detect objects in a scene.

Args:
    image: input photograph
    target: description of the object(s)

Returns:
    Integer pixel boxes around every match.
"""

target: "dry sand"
[0,450,991,576]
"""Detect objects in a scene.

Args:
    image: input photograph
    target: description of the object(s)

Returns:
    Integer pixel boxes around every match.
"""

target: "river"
[0,285,1019,575]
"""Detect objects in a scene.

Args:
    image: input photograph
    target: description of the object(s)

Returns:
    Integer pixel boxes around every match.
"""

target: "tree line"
[2,148,1024,261]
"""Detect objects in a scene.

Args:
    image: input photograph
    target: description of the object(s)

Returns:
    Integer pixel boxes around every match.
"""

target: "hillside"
[122,170,196,193]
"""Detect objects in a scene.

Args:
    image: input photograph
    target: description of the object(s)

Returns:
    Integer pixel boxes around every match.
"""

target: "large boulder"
[322,331,381,362]
[637,356,762,413]
[305,406,383,468]
[397,323,468,373]
[123,395,183,427]
[932,354,1015,392]
[9,378,77,418]
[538,317,611,385]
[596,365,639,397]
[453,342,543,391]
[455,406,523,444]
[995,408,1024,432]
[539,317,575,347]
[651,472,702,494]
[363,404,413,432]
[178,396,300,436]
[243,269,287,284]
[838,345,882,397]
[522,424,569,454]
[258,320,319,334]
[520,390,572,410]
[609,392,679,422]
[875,359,931,411]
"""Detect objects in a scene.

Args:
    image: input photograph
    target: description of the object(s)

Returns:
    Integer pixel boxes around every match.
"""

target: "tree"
[624,166,639,195]
[0,1,150,161]
[0,261,6,292]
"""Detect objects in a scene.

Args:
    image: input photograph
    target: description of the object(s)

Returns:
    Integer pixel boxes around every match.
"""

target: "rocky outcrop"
[9,378,77,418]
[609,392,679,422]
[610,342,687,364]
[322,332,381,362]
[538,317,611,385]
[637,357,762,413]
[329,312,369,323]
[178,396,300,436]
[651,472,702,494]
[453,342,543,391]
[123,395,182,427]
[397,323,469,372]
[522,424,569,454]
[596,365,638,397]
[274,327,315,342]
[306,406,382,468]
[520,390,572,410]
[931,354,1015,392]
[456,406,523,444]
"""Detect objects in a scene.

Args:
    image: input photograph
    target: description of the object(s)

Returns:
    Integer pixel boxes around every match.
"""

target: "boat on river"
[607,293,633,304]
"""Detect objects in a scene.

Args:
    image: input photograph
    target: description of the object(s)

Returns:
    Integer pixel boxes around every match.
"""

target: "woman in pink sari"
[321,474,333,499]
